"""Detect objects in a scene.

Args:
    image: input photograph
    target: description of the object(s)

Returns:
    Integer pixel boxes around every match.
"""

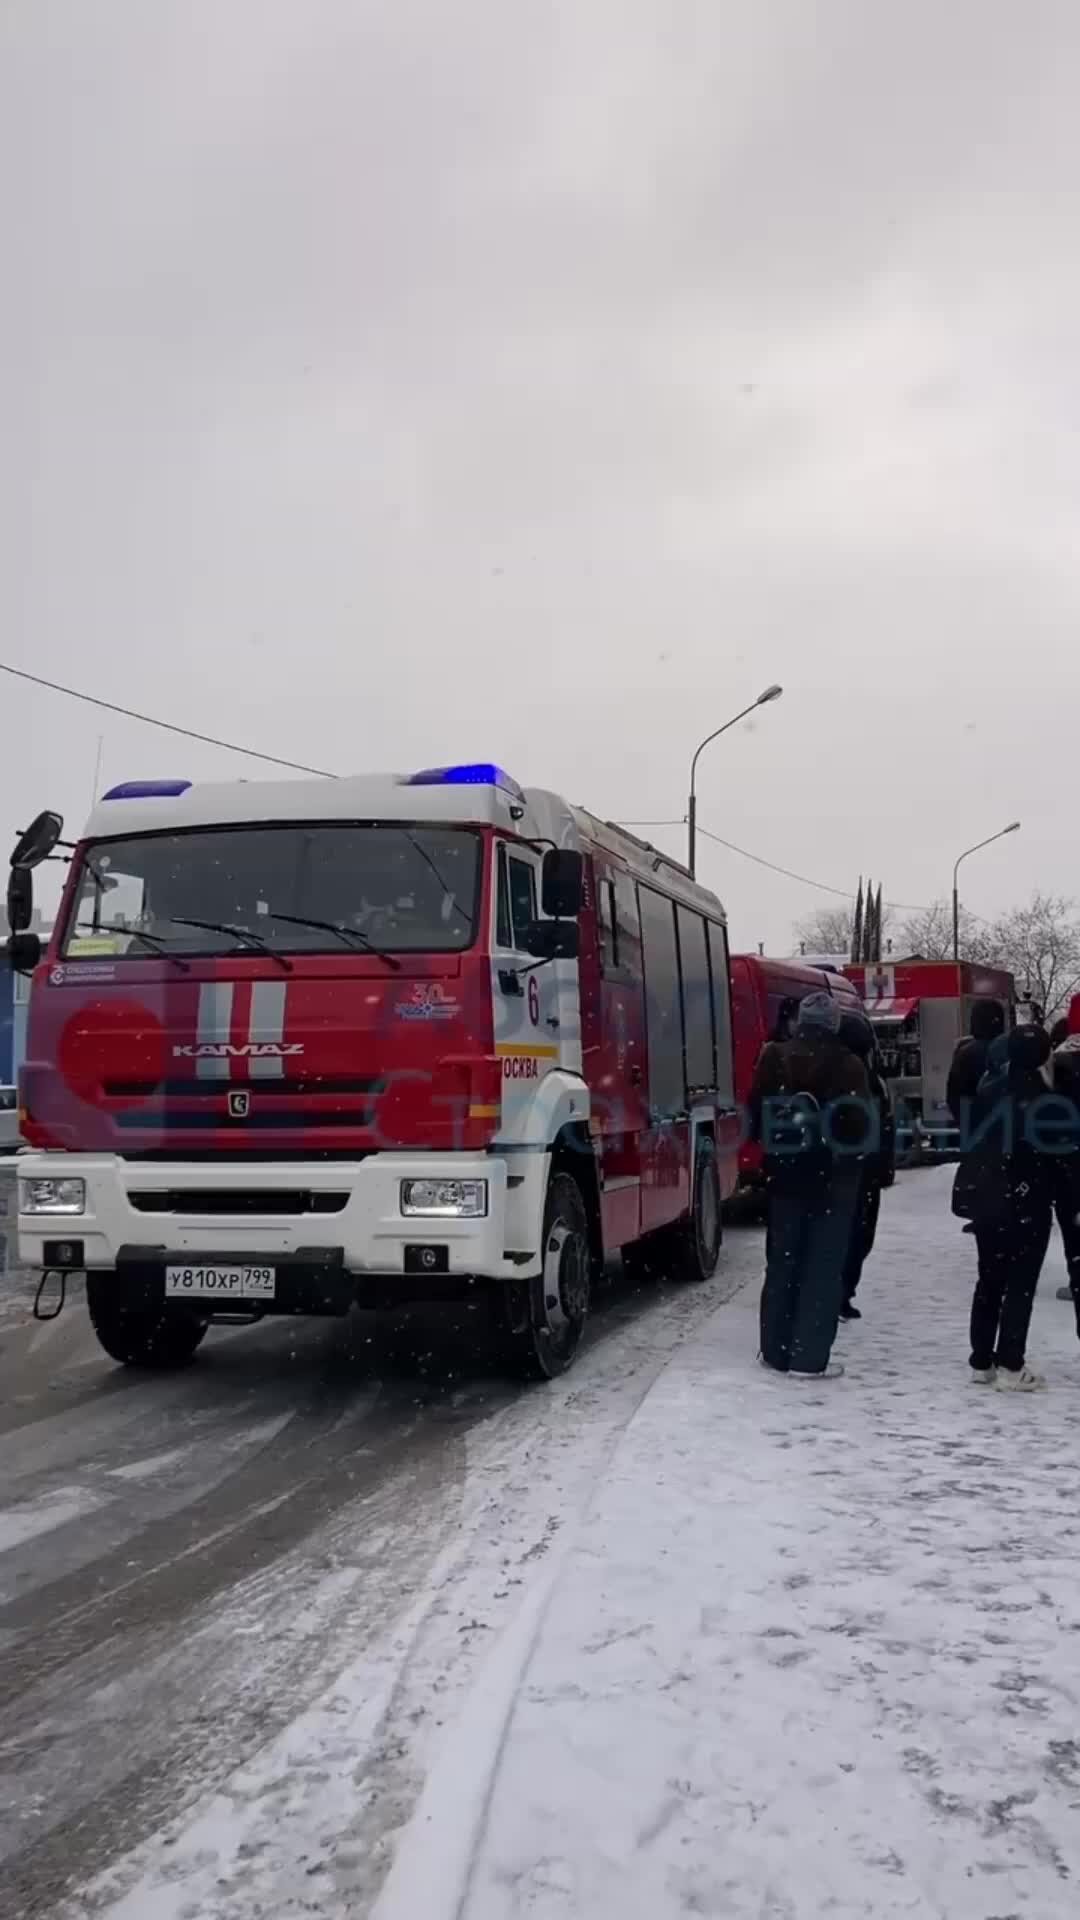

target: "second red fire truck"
[844,958,1015,1151]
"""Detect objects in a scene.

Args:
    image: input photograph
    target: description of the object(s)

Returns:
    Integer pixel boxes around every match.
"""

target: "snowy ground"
[8,1171,1080,1918]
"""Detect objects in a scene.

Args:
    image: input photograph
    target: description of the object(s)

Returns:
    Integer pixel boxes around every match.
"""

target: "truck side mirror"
[6,930,42,973]
[540,848,583,920]
[524,919,580,962]
[7,866,32,934]
[11,810,63,871]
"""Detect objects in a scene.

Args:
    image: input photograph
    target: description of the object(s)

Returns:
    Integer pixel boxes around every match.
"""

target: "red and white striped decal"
[194,981,288,1078]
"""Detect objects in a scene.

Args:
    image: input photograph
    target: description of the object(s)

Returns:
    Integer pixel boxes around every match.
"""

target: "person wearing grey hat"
[749,991,872,1378]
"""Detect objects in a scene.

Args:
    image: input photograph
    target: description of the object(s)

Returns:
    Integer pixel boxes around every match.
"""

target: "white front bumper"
[15,1153,510,1279]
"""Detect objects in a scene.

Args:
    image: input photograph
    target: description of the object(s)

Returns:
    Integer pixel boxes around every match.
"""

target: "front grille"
[104,1077,384,1099]
[129,1189,348,1216]
[114,1110,365,1131]
[119,1149,371,1163]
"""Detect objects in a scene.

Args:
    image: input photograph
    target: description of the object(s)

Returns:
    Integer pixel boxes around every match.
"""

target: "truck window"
[638,886,685,1119]
[62,825,481,956]
[707,921,735,1102]
[598,878,619,972]
[496,844,537,951]
[610,871,641,976]
[677,908,714,1094]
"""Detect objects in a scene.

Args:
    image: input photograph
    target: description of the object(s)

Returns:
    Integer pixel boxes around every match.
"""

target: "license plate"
[164,1264,276,1300]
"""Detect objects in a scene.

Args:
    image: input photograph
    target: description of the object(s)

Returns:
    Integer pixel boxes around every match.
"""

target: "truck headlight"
[400,1178,487,1218]
[19,1177,87,1216]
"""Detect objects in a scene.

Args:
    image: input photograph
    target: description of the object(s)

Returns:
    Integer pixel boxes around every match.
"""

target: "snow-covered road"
[0,1165,754,1919]
[5,1170,1080,1918]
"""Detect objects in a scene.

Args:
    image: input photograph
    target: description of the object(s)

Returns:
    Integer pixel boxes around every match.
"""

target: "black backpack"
[760,1090,823,1160]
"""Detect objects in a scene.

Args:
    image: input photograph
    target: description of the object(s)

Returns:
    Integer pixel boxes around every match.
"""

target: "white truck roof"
[79,764,728,924]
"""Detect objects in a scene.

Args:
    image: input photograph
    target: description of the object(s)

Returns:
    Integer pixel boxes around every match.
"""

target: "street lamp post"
[952,821,1021,960]
[687,685,783,878]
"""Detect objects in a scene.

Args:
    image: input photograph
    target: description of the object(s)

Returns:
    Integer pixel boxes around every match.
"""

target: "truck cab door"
[490,840,560,1134]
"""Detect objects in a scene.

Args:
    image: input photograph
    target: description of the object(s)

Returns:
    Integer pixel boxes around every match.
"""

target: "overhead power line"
[1,661,332,777]
[619,819,928,913]
[6,663,934,914]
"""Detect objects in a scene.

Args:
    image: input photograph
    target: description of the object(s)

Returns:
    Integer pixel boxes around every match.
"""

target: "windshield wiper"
[162,916,293,973]
[72,921,191,973]
[256,910,402,970]
[402,831,475,943]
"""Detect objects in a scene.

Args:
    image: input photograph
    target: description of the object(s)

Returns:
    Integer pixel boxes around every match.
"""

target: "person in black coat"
[1050,1019,1080,1328]
[749,992,870,1378]
[946,999,1006,1130]
[837,1010,895,1319]
[958,1025,1055,1390]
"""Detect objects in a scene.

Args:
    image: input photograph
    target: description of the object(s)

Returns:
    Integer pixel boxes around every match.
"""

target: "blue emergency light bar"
[102,780,193,800]
[406,763,524,799]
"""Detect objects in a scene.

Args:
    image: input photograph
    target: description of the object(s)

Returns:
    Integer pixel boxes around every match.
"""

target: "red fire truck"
[843,959,1015,1151]
[8,765,738,1380]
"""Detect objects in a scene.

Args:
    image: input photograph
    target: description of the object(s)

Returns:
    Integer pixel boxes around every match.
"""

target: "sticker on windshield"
[50,961,118,983]
[395,984,460,1022]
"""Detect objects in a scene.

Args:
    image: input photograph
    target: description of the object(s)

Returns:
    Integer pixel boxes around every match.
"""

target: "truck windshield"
[61,824,481,958]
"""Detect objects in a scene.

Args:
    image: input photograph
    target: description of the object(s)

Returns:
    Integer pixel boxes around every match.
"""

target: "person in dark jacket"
[750,991,870,1379]
[962,1025,1055,1390]
[1050,1017,1080,1327]
[837,1010,895,1319]
[946,999,1006,1130]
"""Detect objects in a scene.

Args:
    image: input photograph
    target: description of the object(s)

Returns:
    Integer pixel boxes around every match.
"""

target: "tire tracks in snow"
[2,1385,499,1920]
[63,1246,759,1920]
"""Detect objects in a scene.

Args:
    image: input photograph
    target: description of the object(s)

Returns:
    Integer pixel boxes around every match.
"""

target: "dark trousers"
[1051,1161,1080,1339]
[842,1170,882,1305]
[970,1206,1052,1372]
[761,1167,861,1374]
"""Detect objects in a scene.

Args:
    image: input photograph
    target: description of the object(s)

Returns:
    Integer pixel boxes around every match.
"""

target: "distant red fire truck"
[843,959,1015,1150]
[9,765,739,1380]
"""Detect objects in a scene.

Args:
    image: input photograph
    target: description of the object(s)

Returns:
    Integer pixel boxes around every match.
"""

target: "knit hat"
[796,990,842,1036]
[970,999,1006,1042]
[1008,1025,1051,1071]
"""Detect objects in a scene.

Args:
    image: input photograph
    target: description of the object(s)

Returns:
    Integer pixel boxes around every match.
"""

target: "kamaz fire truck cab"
[9,764,738,1379]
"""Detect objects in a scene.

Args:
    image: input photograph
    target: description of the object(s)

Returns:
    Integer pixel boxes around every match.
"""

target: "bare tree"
[792,905,855,956]
[985,894,1080,1018]
[898,892,1080,1017]
[898,899,987,962]
[794,900,894,958]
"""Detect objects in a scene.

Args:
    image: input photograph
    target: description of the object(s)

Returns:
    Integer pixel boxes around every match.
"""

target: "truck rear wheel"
[87,1276,209,1370]
[623,1140,723,1287]
[497,1172,591,1381]
[668,1137,723,1283]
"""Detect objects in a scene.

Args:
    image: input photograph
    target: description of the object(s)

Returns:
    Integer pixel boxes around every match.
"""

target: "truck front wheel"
[498,1172,591,1381]
[87,1276,209,1370]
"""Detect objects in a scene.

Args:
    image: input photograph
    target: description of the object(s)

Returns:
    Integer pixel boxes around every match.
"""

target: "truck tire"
[497,1172,591,1381]
[667,1137,723,1283]
[87,1276,209,1370]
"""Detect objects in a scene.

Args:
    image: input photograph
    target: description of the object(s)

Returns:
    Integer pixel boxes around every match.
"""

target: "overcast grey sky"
[3,2,1079,950]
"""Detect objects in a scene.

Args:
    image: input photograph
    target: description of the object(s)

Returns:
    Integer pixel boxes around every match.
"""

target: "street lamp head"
[756,683,783,705]
[1004,820,1021,834]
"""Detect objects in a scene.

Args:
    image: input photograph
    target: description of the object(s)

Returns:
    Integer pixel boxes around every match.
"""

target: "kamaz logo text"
[174,1042,303,1059]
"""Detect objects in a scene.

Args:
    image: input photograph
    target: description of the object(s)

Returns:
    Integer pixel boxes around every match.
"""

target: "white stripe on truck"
[247,980,287,1078]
